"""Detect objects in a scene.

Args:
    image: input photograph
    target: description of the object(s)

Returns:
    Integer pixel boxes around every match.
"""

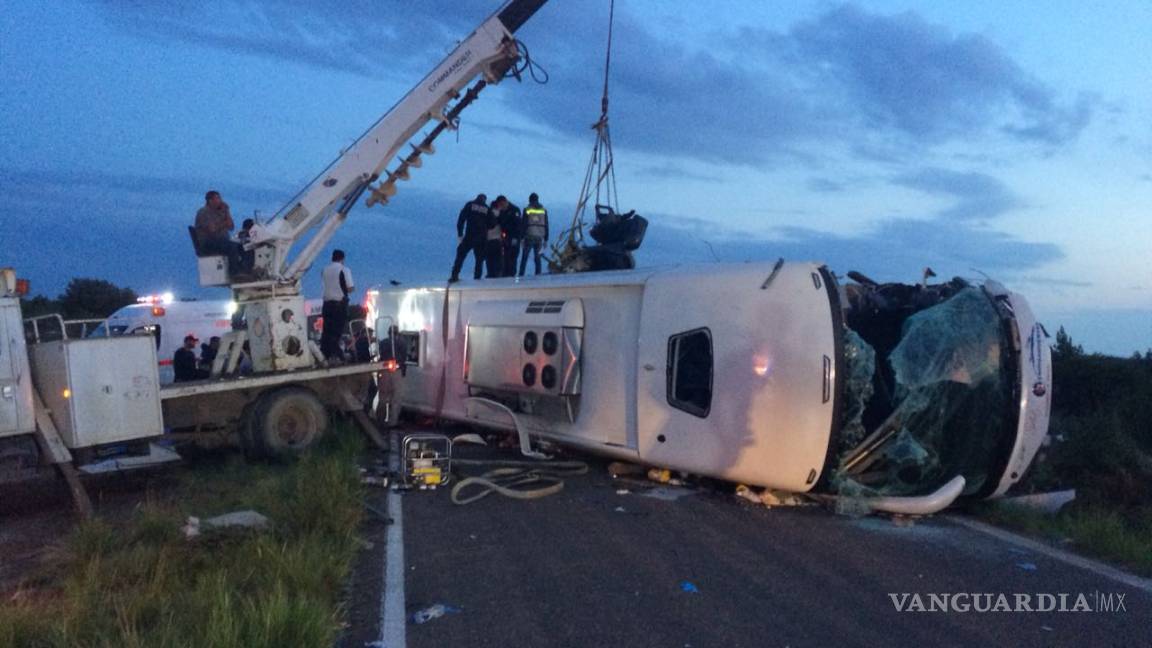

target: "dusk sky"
[2,1,1149,356]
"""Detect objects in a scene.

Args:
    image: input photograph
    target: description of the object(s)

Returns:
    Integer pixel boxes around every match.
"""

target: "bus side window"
[666,328,713,418]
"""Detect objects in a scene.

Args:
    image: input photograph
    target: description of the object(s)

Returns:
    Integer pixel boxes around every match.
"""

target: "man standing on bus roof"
[194,190,245,276]
[499,198,522,278]
[449,193,491,283]
[484,195,509,279]
[320,249,354,362]
[519,193,548,276]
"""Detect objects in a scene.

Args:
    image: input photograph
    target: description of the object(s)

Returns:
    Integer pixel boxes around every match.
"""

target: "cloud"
[628,163,722,183]
[788,5,1093,147]
[892,168,1022,220]
[92,0,505,78]
[90,2,1091,169]
[516,4,1091,168]
[808,178,847,193]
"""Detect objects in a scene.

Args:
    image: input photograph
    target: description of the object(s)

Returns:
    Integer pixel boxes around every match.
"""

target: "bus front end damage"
[824,273,1051,515]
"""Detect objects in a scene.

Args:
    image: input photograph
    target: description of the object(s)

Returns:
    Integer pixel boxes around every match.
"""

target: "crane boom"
[201,0,548,375]
[243,0,547,293]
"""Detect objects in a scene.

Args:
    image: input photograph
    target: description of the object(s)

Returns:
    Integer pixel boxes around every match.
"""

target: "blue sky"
[1,0,1149,355]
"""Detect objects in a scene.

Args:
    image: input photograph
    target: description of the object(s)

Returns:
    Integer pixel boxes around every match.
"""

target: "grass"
[0,426,366,648]
[974,500,1152,578]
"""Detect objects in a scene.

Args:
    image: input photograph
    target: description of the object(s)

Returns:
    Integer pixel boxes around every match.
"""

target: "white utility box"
[197,255,229,287]
[29,335,163,448]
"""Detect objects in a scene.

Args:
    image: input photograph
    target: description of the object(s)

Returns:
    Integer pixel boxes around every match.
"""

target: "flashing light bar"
[136,292,175,305]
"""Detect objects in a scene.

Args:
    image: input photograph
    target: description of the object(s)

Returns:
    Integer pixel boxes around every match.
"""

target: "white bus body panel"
[636,263,837,491]
[374,261,838,492]
[0,298,36,438]
[29,336,163,448]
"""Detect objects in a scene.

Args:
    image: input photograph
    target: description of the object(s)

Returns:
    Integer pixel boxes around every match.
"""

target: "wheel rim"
[274,404,312,447]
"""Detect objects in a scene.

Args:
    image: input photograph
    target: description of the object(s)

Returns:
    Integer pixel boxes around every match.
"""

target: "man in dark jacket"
[449,194,492,282]
[499,200,522,277]
[174,334,206,382]
[484,196,509,278]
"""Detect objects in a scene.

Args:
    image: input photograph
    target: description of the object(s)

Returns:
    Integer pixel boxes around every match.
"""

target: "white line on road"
[946,515,1152,594]
[379,433,406,648]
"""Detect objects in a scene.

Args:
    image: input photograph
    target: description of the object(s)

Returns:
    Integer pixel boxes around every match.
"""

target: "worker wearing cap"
[449,194,491,283]
[320,249,354,362]
[174,334,205,382]
[519,193,548,276]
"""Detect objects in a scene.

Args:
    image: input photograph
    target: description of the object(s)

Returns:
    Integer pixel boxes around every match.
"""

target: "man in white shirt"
[320,249,354,361]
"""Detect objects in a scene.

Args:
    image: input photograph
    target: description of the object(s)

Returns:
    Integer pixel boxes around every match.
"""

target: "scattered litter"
[453,433,487,446]
[735,484,761,504]
[614,506,627,513]
[183,510,270,538]
[1001,489,1076,514]
[642,486,695,502]
[1041,626,1053,632]
[361,475,390,487]
[410,603,460,625]
[78,443,181,474]
[1016,562,1038,572]
[608,461,645,478]
[735,484,806,508]
[616,489,630,495]
[647,467,683,486]
[680,581,698,593]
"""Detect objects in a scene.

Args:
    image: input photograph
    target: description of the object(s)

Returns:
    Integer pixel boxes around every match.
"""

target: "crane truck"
[0,1,551,506]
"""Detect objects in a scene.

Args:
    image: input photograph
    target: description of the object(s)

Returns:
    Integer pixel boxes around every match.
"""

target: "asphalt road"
[360,440,1150,648]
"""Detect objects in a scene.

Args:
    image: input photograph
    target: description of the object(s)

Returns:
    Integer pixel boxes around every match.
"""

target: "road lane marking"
[379,433,406,648]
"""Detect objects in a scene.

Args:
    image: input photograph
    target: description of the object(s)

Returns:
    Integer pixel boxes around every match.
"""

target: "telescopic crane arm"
[243,0,547,294]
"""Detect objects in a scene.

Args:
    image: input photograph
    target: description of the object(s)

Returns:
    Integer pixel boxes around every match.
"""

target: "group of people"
[173,335,241,382]
[449,193,549,282]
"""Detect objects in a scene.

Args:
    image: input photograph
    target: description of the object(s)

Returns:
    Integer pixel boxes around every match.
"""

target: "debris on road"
[647,467,684,486]
[642,486,695,502]
[680,581,699,593]
[1001,489,1076,514]
[1016,562,1038,571]
[608,461,646,478]
[410,603,460,625]
[183,510,270,538]
[735,484,807,508]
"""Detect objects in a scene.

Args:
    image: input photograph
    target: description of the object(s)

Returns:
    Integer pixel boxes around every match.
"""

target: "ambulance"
[90,294,236,384]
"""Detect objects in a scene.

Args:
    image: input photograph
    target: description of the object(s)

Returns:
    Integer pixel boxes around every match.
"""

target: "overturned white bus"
[370,260,1051,514]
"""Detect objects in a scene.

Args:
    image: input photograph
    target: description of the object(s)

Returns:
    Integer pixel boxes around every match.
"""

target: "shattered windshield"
[834,284,1016,504]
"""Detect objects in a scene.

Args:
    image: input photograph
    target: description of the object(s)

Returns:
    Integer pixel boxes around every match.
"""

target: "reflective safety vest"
[524,206,547,239]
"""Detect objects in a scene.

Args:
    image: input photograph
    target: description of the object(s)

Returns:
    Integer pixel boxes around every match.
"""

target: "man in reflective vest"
[518,193,549,276]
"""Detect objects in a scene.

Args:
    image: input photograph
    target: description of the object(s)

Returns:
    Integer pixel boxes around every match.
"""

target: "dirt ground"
[0,470,184,596]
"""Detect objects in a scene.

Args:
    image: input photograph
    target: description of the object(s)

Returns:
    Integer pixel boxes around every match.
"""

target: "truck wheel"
[251,387,329,459]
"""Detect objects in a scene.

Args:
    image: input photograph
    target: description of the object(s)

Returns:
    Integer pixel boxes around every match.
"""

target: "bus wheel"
[250,387,328,458]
